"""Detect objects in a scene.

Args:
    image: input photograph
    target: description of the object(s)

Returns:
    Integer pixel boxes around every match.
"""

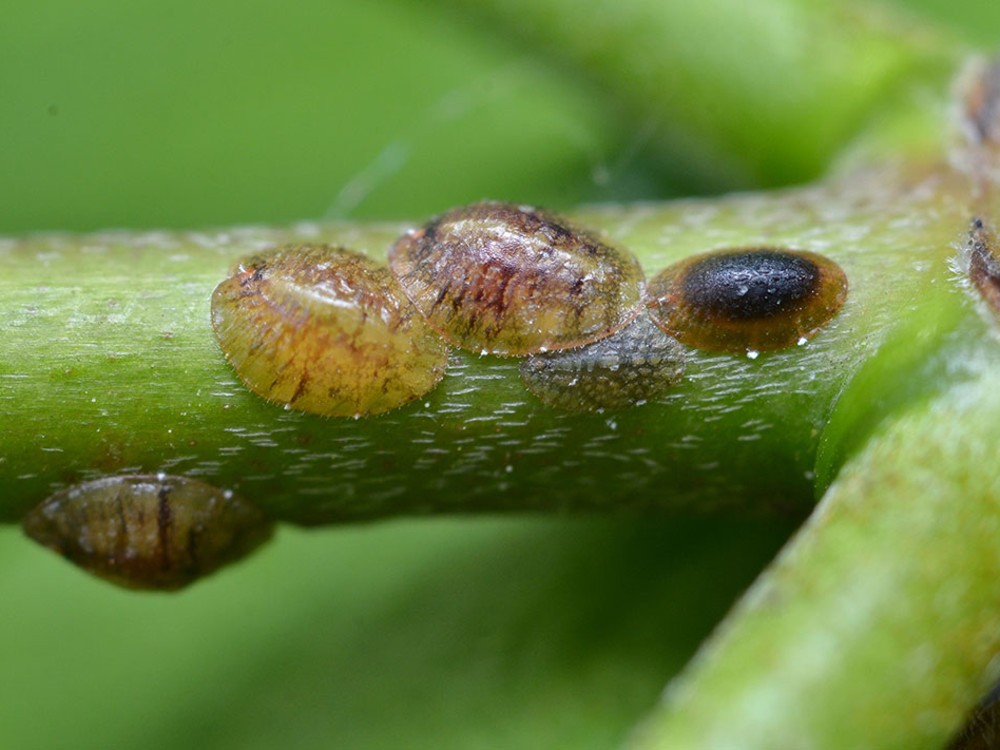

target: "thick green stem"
[0,160,974,525]
[629,356,1000,749]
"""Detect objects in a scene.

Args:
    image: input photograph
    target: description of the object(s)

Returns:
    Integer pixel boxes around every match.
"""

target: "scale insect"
[22,475,274,591]
[211,243,450,417]
[966,218,1000,314]
[388,201,645,356]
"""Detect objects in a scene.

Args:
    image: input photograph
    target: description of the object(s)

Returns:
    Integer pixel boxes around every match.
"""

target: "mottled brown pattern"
[948,680,1000,750]
[968,219,1000,314]
[646,247,847,354]
[211,244,450,417]
[22,475,274,591]
[388,201,644,356]
[520,313,685,411]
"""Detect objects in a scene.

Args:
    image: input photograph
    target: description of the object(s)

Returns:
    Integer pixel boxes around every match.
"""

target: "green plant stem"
[0,157,975,526]
[629,360,1000,750]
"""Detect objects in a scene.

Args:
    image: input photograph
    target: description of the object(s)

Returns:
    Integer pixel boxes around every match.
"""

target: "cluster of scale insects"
[24,200,851,591]
[213,200,849,417]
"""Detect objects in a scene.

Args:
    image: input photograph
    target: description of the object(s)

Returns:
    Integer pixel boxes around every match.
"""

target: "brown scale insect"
[211,244,450,417]
[520,313,686,411]
[967,218,1000,313]
[387,201,645,356]
[646,247,848,354]
[22,475,274,591]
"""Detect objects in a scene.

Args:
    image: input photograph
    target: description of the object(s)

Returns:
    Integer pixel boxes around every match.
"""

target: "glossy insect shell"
[211,244,450,417]
[22,475,274,591]
[646,248,848,353]
[388,201,645,356]
[520,313,686,411]
[958,56,1000,150]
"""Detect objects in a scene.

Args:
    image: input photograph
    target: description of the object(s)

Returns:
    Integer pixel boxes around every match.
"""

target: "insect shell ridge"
[22,474,275,591]
[388,201,646,357]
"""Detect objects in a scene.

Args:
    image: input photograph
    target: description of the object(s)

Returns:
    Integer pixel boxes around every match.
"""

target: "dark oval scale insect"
[387,201,645,356]
[966,218,1000,314]
[519,313,686,411]
[22,475,274,591]
[211,244,450,418]
[646,247,848,354]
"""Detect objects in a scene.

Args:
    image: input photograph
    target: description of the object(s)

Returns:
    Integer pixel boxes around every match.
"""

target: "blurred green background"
[0,0,673,234]
[2,0,993,236]
[0,1,994,748]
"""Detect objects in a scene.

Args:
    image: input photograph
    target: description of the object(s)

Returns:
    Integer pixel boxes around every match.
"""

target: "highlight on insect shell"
[388,200,645,357]
[520,313,686,411]
[211,243,450,418]
[646,247,848,354]
[22,474,275,591]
